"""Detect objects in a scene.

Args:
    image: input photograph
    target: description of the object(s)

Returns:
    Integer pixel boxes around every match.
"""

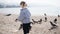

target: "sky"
[0,0,60,16]
[0,0,60,7]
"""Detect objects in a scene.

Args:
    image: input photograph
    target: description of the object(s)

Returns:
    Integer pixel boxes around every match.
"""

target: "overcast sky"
[0,0,60,7]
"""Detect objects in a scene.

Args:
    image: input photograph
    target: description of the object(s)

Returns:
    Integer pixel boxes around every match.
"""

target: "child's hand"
[15,19,18,22]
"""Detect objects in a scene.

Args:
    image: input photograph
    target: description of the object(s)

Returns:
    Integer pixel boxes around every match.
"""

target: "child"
[15,1,31,34]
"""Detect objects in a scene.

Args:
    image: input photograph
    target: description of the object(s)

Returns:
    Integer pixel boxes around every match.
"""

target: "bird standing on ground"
[44,13,47,22]
[49,21,58,30]
[38,19,42,24]
[45,17,47,22]
[32,19,38,24]
[54,18,57,24]
[58,15,60,17]
[5,14,11,16]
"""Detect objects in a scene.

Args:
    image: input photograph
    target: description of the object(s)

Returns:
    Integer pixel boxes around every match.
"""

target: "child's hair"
[20,1,26,6]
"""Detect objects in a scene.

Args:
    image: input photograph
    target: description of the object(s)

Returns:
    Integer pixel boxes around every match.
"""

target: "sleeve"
[18,11,25,21]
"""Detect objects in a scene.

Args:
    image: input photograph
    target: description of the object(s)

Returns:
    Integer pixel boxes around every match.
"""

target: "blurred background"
[0,0,60,16]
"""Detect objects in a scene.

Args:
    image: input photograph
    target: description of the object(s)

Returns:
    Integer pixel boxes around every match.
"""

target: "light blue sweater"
[18,8,31,24]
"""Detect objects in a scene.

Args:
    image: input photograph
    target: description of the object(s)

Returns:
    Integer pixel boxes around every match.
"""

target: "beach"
[0,13,60,34]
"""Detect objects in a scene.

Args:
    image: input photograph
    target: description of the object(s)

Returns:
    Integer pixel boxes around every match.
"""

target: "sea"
[0,7,60,16]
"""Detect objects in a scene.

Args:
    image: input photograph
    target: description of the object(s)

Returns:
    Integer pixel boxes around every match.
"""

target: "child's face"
[20,4,27,8]
[20,4,24,8]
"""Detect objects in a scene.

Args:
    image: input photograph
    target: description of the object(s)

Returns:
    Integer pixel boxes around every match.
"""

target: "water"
[0,7,60,16]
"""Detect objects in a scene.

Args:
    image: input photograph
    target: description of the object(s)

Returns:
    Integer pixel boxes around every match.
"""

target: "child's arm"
[15,11,25,22]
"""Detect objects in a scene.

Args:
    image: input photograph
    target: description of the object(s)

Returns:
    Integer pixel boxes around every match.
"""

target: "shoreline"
[0,13,58,16]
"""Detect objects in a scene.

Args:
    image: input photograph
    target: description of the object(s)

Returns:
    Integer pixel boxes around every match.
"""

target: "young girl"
[15,1,31,34]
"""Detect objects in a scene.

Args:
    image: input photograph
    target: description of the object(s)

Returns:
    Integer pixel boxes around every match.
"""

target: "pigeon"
[58,15,60,17]
[32,19,38,24]
[5,14,11,16]
[38,19,42,24]
[54,18,57,24]
[45,17,47,22]
[44,13,47,16]
[49,21,58,30]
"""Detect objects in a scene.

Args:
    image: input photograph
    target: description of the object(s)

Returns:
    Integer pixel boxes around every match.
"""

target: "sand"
[0,13,60,34]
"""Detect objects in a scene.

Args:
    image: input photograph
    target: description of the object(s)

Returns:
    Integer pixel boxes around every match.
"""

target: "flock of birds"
[31,13,58,31]
[5,13,60,31]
